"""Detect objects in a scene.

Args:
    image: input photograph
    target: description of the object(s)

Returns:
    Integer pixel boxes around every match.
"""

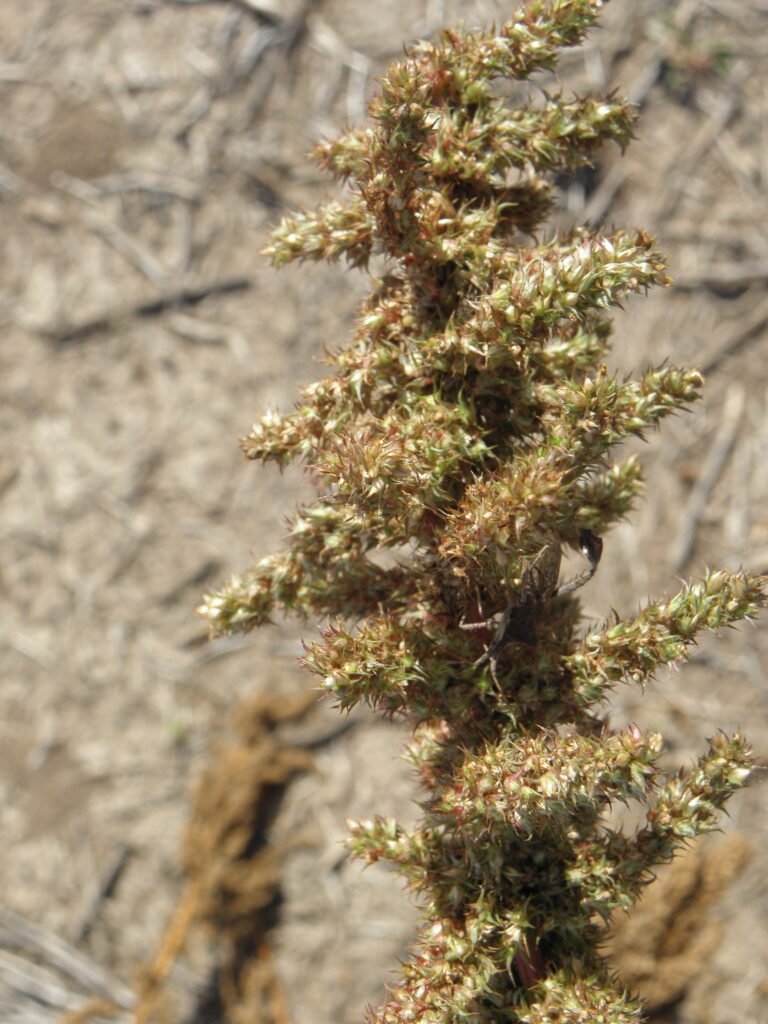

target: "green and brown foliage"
[199,2,766,1020]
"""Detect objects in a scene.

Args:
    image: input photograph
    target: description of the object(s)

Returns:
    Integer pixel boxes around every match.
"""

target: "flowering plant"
[200,2,766,1020]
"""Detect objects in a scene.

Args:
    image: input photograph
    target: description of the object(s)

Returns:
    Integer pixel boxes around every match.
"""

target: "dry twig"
[42,278,251,344]
[75,846,134,945]
[700,292,768,375]
[671,260,768,292]
[670,386,745,572]
[0,907,133,1012]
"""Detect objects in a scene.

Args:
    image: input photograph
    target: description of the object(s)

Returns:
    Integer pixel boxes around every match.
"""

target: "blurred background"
[1,1,767,1022]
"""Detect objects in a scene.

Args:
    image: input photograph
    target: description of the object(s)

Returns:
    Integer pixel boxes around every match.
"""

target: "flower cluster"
[199,1,766,1021]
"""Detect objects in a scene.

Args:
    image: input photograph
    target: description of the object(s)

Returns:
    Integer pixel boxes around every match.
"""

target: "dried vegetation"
[1,2,768,1023]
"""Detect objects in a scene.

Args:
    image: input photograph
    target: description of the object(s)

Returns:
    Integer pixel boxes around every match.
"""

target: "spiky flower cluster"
[199,2,766,1021]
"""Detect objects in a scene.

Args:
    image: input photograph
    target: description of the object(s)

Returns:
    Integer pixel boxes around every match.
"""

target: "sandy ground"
[1,1,768,1022]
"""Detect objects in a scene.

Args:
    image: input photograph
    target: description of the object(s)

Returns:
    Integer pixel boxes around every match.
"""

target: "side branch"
[567,570,768,706]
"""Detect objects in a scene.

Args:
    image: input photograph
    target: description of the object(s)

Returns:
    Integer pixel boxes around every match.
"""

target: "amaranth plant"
[199,2,766,1020]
